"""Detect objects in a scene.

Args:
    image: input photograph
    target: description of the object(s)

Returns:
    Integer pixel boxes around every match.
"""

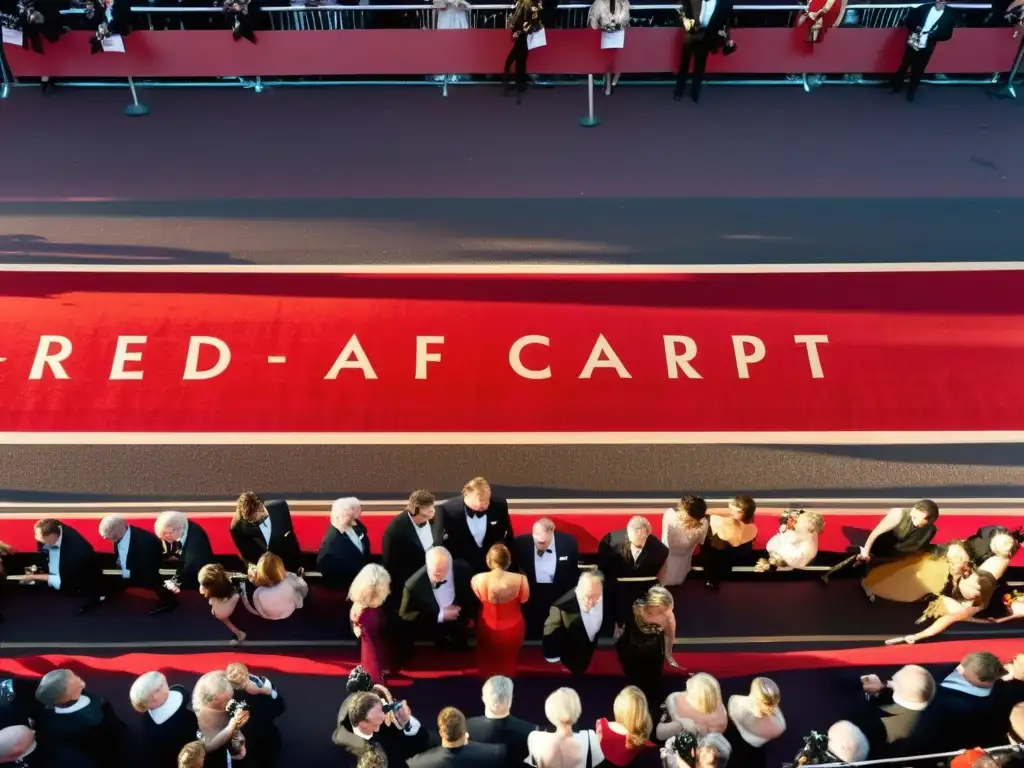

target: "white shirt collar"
[55,695,91,714]
[891,692,929,711]
[354,726,375,741]
[149,689,184,725]
[485,709,509,719]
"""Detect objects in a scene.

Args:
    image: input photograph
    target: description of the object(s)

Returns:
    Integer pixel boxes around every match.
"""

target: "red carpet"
[1,270,1023,434]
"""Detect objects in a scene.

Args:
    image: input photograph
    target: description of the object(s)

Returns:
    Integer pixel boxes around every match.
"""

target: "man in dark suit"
[22,519,104,614]
[230,492,303,574]
[674,0,735,103]
[226,664,285,768]
[317,497,372,591]
[0,724,47,767]
[512,518,579,637]
[542,571,607,676]
[467,676,537,768]
[34,668,125,767]
[440,477,515,575]
[597,516,668,621]
[381,490,446,609]
[855,665,935,758]
[887,0,958,102]
[332,690,429,765]
[398,547,477,652]
[154,511,215,593]
[409,707,505,768]
[97,515,177,616]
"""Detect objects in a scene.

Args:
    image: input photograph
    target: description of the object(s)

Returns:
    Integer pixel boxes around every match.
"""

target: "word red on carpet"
[1,270,1023,434]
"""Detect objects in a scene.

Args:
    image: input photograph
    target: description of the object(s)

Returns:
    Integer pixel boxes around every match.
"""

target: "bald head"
[98,515,128,541]
[891,665,935,706]
[426,547,451,583]
[0,725,35,762]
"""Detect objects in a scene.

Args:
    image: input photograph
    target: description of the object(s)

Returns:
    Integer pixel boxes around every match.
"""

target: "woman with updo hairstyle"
[657,673,727,741]
[471,542,530,679]
[240,552,308,621]
[725,677,786,768]
[661,495,710,586]
[198,564,245,645]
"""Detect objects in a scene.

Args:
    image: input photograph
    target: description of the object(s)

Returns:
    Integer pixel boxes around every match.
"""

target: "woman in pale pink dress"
[656,673,728,740]
[240,552,308,620]
[661,496,709,586]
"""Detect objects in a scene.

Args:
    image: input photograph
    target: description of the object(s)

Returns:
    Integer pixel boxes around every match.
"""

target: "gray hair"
[827,721,869,763]
[698,733,732,765]
[192,671,233,712]
[35,669,73,708]
[331,497,361,527]
[154,511,187,538]
[426,546,451,568]
[626,516,652,535]
[129,671,167,713]
[578,570,604,588]
[98,515,127,540]
[482,676,514,714]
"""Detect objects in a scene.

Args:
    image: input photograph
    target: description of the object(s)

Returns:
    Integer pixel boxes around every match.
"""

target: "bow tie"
[467,511,485,520]
[165,541,183,556]
[432,580,447,590]
[537,549,549,557]
[413,520,430,529]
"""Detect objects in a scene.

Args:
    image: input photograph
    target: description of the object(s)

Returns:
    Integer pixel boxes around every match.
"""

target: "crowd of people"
[1,481,1023,766]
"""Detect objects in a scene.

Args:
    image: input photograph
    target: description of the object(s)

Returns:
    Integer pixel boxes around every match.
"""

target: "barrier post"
[1005,35,1024,97]
[124,76,150,116]
[0,43,11,99]
[579,74,599,127]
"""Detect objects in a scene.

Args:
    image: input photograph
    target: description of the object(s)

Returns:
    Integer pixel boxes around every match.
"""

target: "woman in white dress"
[527,687,605,768]
[661,496,709,586]
[754,510,824,572]
[725,677,786,768]
[656,673,728,741]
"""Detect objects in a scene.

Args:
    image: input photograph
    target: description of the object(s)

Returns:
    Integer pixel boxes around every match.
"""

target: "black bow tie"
[413,520,429,529]
[537,549,549,557]
[467,511,485,520]
[432,580,447,590]
[164,541,183,557]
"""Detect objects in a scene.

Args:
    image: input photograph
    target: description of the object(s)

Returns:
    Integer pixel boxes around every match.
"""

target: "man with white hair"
[98,515,176,616]
[129,671,197,768]
[153,511,215,592]
[317,497,371,590]
[827,721,870,763]
[34,669,124,766]
[0,724,43,767]
[466,676,538,768]
[857,664,935,756]
[511,517,580,636]
[398,546,477,652]
[543,570,608,676]
[597,515,669,620]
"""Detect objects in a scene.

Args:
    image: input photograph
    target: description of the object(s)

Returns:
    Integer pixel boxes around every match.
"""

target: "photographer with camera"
[333,666,429,765]
[661,731,730,767]
[224,663,284,768]
[191,671,252,768]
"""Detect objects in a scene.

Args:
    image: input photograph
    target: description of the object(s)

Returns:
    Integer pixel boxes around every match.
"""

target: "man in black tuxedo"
[230,492,303,574]
[398,547,477,652]
[467,676,537,768]
[21,519,104,614]
[97,515,177,616]
[887,0,958,102]
[855,664,935,758]
[34,669,125,767]
[512,518,579,638]
[597,516,668,621]
[225,664,285,768]
[674,0,735,103]
[542,571,607,676]
[440,477,515,575]
[409,707,505,768]
[154,511,215,593]
[317,497,372,591]
[381,490,446,609]
[332,691,429,765]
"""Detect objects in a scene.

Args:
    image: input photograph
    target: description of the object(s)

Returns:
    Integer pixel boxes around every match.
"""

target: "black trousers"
[504,34,529,91]
[675,34,712,100]
[890,44,934,100]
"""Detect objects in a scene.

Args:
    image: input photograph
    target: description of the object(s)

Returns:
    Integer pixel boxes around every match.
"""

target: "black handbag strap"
[585,731,593,768]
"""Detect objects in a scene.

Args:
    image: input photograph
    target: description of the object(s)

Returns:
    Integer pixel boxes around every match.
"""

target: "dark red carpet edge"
[3,638,1021,682]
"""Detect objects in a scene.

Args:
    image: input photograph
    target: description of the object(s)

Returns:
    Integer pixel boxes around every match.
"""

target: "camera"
[346,666,374,695]
[247,674,268,690]
[225,698,249,718]
[666,731,700,765]
[785,730,836,766]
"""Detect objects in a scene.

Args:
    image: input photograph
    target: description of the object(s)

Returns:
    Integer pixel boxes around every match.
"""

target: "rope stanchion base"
[579,115,600,127]
[124,76,150,116]
[579,73,599,128]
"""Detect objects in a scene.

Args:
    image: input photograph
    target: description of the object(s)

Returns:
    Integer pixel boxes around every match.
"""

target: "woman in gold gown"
[862,539,971,603]
[885,569,998,645]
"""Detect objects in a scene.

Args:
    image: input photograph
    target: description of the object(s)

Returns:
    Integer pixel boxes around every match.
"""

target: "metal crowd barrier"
[801,743,1021,767]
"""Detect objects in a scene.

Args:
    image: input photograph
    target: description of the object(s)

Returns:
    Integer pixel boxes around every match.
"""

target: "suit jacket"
[398,561,478,634]
[904,2,958,43]
[408,742,506,768]
[235,685,286,768]
[381,511,447,597]
[230,499,303,573]
[680,0,734,41]
[440,496,515,574]
[116,525,164,587]
[166,520,215,591]
[141,685,198,768]
[332,705,430,766]
[542,588,609,675]
[965,525,1003,565]
[36,693,125,767]
[512,531,580,598]
[597,529,668,618]
[466,714,537,768]
[40,523,102,594]
[853,690,927,758]
[904,684,997,755]
[317,521,371,590]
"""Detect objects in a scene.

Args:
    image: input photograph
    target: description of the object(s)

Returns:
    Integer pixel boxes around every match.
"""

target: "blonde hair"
[800,511,825,534]
[686,673,722,716]
[642,585,674,612]
[544,687,582,727]
[749,677,781,717]
[192,671,233,712]
[613,686,653,749]
[225,663,249,688]
[253,552,287,587]
[177,741,205,768]
[348,564,391,608]
[463,477,491,495]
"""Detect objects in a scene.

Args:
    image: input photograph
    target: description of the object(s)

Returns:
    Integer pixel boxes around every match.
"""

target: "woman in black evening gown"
[615,586,681,710]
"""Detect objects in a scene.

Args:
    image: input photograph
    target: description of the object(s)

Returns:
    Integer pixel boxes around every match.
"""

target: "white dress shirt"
[345,526,364,553]
[466,513,488,548]
[46,533,63,590]
[149,689,184,725]
[116,527,132,579]
[699,0,717,28]
[434,566,456,623]
[942,669,993,697]
[630,545,643,564]
[259,517,272,547]
[413,517,434,552]
[535,541,557,584]
[579,595,603,642]
[917,6,943,46]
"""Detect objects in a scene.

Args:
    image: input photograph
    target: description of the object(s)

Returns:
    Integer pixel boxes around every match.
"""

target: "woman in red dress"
[596,685,655,766]
[348,563,391,684]
[472,543,530,679]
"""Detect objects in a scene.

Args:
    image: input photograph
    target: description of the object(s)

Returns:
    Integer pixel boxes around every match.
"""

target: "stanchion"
[0,43,12,99]
[991,31,1024,99]
[579,74,600,128]
[124,76,150,116]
